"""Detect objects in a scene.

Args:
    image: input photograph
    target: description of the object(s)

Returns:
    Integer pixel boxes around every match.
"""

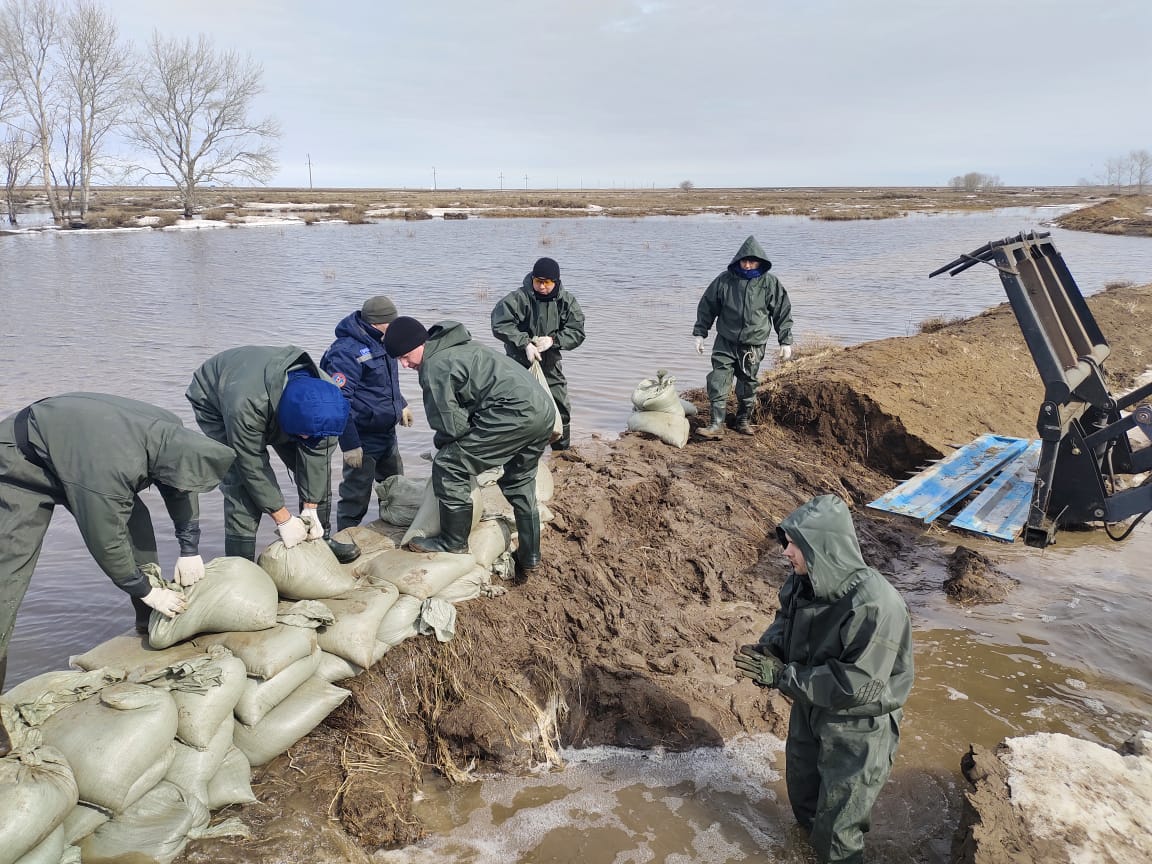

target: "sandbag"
[204,747,256,810]
[469,518,513,569]
[316,587,399,668]
[376,595,423,648]
[627,410,690,448]
[536,461,554,502]
[529,359,564,442]
[163,718,234,806]
[375,475,428,526]
[69,636,205,677]
[0,745,78,864]
[232,677,350,767]
[1,669,126,727]
[631,370,685,415]
[315,651,365,683]
[258,538,359,600]
[159,652,247,750]
[433,565,491,605]
[679,398,698,417]
[79,781,209,864]
[234,646,322,726]
[12,824,65,864]
[417,598,457,642]
[39,684,178,814]
[364,548,477,600]
[148,558,278,649]
[400,479,483,548]
[193,624,317,681]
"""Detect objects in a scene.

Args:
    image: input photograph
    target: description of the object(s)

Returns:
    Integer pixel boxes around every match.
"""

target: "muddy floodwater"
[3,209,1151,862]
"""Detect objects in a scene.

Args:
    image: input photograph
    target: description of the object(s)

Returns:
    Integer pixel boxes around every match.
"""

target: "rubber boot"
[733,409,754,436]
[325,533,362,564]
[132,596,152,635]
[696,404,726,439]
[224,535,258,561]
[408,502,472,554]
[512,508,542,584]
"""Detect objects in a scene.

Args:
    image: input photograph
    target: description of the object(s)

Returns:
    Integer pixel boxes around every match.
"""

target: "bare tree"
[679,179,694,192]
[129,32,279,218]
[0,124,37,223]
[1129,149,1152,194]
[949,172,1003,192]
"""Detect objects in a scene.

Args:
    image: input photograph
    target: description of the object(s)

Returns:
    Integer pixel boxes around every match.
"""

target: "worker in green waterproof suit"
[384,317,555,583]
[186,345,359,564]
[693,235,794,438]
[0,394,236,705]
[735,494,914,864]
[491,256,586,451]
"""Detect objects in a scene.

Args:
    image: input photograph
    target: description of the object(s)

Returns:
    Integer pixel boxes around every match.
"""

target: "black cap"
[383,316,428,357]
[532,257,560,282]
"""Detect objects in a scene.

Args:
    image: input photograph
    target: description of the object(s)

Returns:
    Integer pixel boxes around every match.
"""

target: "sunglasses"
[532,277,556,288]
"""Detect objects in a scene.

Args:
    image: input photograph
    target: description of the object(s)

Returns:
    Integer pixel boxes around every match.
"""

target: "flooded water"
[3,208,1151,862]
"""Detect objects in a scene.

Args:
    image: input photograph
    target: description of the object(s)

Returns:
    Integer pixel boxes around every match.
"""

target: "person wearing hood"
[693,235,794,438]
[384,317,555,583]
[735,494,914,864]
[491,256,586,451]
[320,295,412,532]
[186,345,359,564]
[0,393,237,701]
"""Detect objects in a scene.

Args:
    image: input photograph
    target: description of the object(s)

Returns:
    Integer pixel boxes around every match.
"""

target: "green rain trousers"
[705,336,765,418]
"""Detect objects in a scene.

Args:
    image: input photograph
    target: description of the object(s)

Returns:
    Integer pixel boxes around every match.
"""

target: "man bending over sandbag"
[0,393,236,701]
[385,317,555,583]
[186,345,359,565]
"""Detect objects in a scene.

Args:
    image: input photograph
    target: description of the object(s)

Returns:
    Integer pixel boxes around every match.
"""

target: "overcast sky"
[106,0,1152,190]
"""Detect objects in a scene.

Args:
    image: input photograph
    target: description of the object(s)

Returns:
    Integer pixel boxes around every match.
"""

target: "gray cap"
[361,295,398,324]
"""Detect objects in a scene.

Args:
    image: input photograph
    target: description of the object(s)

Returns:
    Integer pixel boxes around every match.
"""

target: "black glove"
[734,645,784,688]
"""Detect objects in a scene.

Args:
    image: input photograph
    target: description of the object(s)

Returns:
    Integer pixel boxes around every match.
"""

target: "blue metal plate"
[949,440,1041,541]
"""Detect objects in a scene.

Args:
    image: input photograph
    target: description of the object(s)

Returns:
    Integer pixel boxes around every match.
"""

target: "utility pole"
[306,154,313,190]
[432,166,437,191]
[524,174,529,190]
[498,172,504,191]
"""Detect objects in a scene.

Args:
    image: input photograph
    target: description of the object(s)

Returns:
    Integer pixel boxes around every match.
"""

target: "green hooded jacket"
[22,393,235,597]
[491,274,586,362]
[186,346,335,513]
[693,235,793,348]
[418,321,556,445]
[760,495,913,717]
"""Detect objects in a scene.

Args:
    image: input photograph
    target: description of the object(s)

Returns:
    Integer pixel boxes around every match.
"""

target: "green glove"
[734,645,784,687]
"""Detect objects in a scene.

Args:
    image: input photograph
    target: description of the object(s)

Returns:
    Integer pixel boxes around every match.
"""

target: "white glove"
[401,406,414,427]
[694,336,705,355]
[142,585,186,618]
[779,345,793,361]
[344,446,364,469]
[526,343,543,364]
[299,509,325,540]
[173,555,205,587]
[276,515,309,548]
[534,335,555,352]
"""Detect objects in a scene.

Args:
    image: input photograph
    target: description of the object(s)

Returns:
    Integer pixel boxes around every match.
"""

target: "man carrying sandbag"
[321,295,412,532]
[491,256,586,451]
[0,393,236,702]
[385,317,555,583]
[186,345,360,564]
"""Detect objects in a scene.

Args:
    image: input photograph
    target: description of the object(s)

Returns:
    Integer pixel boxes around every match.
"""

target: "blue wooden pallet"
[949,440,1041,541]
[867,434,1032,525]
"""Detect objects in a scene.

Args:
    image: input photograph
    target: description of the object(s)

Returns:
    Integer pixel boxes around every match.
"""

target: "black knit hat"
[532,257,560,282]
[383,316,428,357]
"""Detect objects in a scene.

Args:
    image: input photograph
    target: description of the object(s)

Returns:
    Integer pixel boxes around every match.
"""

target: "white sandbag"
[69,636,205,676]
[338,522,400,556]
[536,461,554,502]
[0,746,78,864]
[468,518,513,569]
[529,359,564,441]
[149,557,278,649]
[39,684,178,814]
[316,587,399,668]
[163,718,234,806]
[234,646,322,726]
[627,410,690,448]
[475,466,503,487]
[12,824,65,864]
[680,398,698,417]
[375,475,428,526]
[1,669,127,728]
[192,624,317,681]
[258,538,359,600]
[478,475,551,521]
[364,548,477,600]
[163,652,247,750]
[538,502,555,523]
[376,595,423,648]
[631,370,685,415]
[62,804,109,846]
[417,598,457,642]
[433,565,491,605]
[232,677,350,767]
[315,650,365,683]
[204,747,257,810]
[79,781,209,864]
[400,479,483,548]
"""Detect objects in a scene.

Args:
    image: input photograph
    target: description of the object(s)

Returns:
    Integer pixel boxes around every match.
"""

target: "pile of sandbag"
[626,370,691,448]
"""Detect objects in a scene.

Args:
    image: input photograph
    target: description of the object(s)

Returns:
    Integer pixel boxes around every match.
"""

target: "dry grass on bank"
[1054,194,1152,236]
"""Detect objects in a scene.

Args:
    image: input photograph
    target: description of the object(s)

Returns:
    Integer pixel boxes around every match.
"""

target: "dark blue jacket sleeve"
[321,338,365,451]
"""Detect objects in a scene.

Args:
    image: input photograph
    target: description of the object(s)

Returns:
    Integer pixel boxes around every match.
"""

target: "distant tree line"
[948,172,1003,192]
[1081,150,1152,194]
[0,0,279,225]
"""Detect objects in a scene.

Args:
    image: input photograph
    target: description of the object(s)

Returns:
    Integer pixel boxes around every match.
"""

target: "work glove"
[779,345,793,362]
[534,335,555,353]
[344,447,364,469]
[276,515,309,548]
[299,508,325,540]
[401,407,414,427]
[734,645,785,688]
[694,336,705,355]
[142,585,186,619]
[526,343,543,364]
[173,555,205,587]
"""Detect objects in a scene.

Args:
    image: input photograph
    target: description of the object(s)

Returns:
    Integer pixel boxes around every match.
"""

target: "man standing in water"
[491,256,586,451]
[693,235,793,438]
[384,316,555,583]
[735,494,913,864]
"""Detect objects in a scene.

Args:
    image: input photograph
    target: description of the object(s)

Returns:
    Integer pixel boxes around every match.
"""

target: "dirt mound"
[1055,195,1152,237]
[944,546,1018,604]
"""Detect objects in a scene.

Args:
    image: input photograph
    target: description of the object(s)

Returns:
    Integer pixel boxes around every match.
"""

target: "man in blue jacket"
[321,296,412,532]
